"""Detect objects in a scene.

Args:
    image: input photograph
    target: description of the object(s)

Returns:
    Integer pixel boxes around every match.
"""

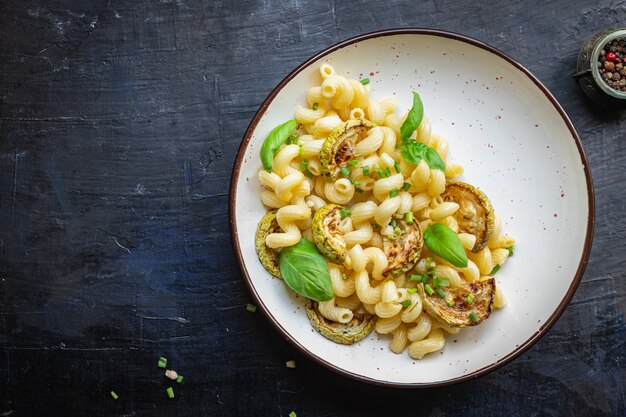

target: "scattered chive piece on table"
[490,264,501,275]
[362,165,370,176]
[285,360,297,368]
[436,288,446,298]
[246,303,257,313]
[469,312,478,323]
[176,375,184,383]
[359,78,370,85]
[507,245,515,256]
[389,188,398,198]
[340,208,352,219]
[401,300,411,308]
[409,274,422,282]
[424,284,435,295]
[466,294,475,304]
[405,212,414,224]
[407,288,417,294]
[312,102,318,110]
[402,182,411,191]
[433,277,450,287]
[166,387,175,399]
[348,159,359,167]
[340,167,351,178]
[157,357,167,368]
[165,370,178,380]
[110,391,119,400]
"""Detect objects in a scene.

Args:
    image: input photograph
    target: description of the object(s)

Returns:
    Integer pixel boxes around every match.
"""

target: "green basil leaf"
[400,91,424,143]
[278,238,334,301]
[424,147,446,171]
[400,141,446,171]
[261,120,297,171]
[423,224,468,268]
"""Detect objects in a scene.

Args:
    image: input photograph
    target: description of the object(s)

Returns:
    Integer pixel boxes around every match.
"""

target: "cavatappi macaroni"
[257,65,515,359]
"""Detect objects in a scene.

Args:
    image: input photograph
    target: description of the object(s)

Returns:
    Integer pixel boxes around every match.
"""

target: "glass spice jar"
[574,27,626,108]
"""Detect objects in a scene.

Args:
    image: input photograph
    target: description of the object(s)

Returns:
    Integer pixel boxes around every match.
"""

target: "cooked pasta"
[255,64,516,360]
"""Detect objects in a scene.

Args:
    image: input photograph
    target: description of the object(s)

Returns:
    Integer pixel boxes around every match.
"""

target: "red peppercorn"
[607,52,617,62]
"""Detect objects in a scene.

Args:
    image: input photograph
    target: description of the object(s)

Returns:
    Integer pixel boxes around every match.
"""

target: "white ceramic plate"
[230,29,594,387]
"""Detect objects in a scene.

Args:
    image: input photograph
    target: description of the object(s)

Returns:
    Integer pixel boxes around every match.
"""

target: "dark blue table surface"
[0,1,624,416]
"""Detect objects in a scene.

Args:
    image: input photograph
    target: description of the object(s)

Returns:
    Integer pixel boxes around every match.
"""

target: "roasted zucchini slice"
[382,219,423,278]
[320,119,376,181]
[442,181,494,253]
[255,210,282,278]
[312,204,347,264]
[306,301,376,345]
[418,278,496,327]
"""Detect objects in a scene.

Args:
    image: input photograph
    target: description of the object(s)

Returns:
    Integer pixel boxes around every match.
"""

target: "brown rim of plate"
[228,28,596,388]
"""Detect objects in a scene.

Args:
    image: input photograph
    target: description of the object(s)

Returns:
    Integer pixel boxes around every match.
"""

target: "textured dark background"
[0,0,624,416]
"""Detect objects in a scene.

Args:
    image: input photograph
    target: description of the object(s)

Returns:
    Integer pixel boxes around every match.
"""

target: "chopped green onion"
[299,160,313,177]
[348,159,360,167]
[340,208,352,219]
[384,167,391,177]
[166,387,175,399]
[110,391,119,400]
[424,284,435,295]
[466,293,475,304]
[177,375,184,383]
[433,277,450,287]
[469,312,478,323]
[422,274,431,284]
[436,288,446,298]
[425,269,435,276]
[389,188,398,198]
[340,167,351,178]
[401,300,411,308]
[341,273,347,280]
[490,264,501,275]
[409,274,422,282]
[158,357,168,368]
[359,78,370,85]
[246,303,257,313]
[390,219,397,228]
[355,188,364,193]
[507,245,515,256]
[405,212,414,224]
[362,165,370,176]
[350,180,361,186]
[394,226,401,234]
[287,132,300,145]
[377,168,387,178]
[394,161,401,173]
[402,182,411,191]
[289,412,297,417]
[407,288,417,294]
[447,300,455,307]
[312,102,319,110]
